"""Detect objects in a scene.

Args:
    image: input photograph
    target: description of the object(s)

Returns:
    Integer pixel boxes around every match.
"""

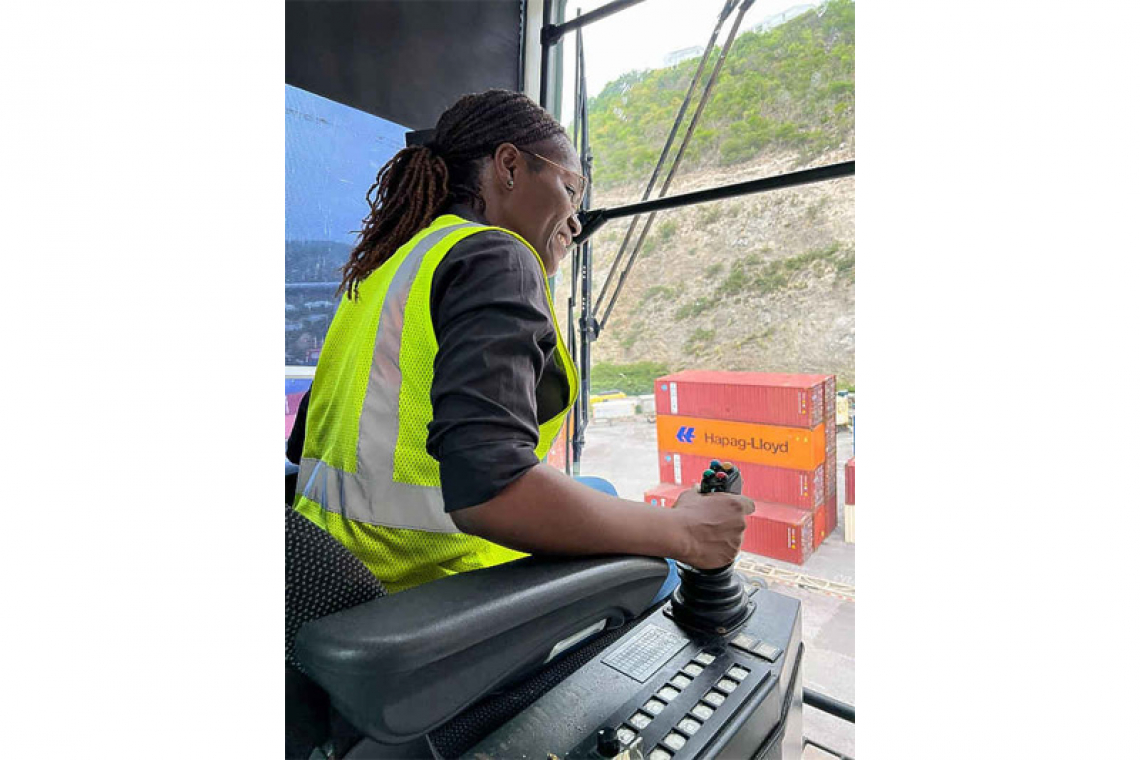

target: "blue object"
[651,559,681,606]
[573,476,618,496]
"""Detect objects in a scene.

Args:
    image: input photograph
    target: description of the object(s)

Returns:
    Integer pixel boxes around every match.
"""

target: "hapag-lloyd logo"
[674,425,792,453]
[704,431,790,454]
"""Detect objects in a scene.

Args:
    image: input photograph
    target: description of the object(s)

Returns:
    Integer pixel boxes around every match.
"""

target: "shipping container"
[657,413,829,470]
[658,452,824,509]
[741,502,814,565]
[801,493,837,549]
[592,398,639,421]
[835,393,851,426]
[643,483,690,508]
[654,371,835,428]
[845,457,855,505]
[637,394,656,415]
[825,491,838,537]
[810,501,827,549]
[825,448,837,498]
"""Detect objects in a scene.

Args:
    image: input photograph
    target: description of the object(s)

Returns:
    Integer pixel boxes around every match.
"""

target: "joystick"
[668,460,754,636]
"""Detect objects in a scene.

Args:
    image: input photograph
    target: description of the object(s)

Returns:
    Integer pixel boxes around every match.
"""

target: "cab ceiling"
[286,0,526,130]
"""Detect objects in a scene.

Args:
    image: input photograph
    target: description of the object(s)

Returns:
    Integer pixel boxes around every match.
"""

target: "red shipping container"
[825,448,837,499]
[845,458,855,505]
[741,502,814,565]
[825,491,838,536]
[810,501,827,549]
[655,371,834,428]
[658,451,824,509]
[643,483,690,508]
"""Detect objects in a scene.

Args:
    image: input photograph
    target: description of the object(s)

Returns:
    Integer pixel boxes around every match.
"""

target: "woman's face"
[485,136,584,273]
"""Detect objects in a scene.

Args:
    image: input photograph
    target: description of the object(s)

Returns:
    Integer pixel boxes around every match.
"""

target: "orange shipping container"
[657,413,832,471]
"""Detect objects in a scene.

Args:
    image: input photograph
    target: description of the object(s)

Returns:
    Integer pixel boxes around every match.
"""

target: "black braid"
[338,89,567,299]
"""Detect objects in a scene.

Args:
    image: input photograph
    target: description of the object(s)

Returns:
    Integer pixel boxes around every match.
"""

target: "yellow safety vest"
[294,215,579,593]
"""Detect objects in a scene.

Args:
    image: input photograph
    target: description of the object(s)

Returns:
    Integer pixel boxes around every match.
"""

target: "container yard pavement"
[577,416,856,758]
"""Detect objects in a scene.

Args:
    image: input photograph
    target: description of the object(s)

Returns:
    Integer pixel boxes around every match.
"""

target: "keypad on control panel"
[676,717,701,736]
[691,702,714,720]
[611,649,762,759]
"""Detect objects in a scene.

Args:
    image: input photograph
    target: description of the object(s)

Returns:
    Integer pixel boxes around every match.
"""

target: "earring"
[507,179,514,189]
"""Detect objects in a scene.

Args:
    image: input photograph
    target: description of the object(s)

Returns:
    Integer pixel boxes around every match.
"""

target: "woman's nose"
[567,211,583,237]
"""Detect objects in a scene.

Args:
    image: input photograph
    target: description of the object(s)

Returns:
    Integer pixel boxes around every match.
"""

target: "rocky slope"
[554,145,854,388]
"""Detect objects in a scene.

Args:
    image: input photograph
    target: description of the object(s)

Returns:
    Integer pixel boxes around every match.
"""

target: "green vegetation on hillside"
[661,240,852,328]
[588,0,854,187]
[716,241,853,298]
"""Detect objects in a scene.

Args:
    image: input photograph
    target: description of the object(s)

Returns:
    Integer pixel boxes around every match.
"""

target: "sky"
[558,0,823,119]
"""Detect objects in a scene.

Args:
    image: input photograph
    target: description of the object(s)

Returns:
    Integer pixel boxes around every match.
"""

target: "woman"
[293,89,752,594]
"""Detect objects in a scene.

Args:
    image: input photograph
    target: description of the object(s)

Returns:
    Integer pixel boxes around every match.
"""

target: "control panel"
[459,584,802,759]
[460,461,804,759]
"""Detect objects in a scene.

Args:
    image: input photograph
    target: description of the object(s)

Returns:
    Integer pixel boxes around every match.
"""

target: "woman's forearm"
[451,463,690,561]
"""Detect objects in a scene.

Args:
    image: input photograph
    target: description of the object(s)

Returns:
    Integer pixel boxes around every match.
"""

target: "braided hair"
[338,89,568,299]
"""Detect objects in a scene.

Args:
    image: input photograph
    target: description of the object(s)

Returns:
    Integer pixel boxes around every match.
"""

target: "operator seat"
[285,506,669,759]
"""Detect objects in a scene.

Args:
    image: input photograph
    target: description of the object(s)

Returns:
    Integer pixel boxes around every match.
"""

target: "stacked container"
[844,457,855,543]
[643,483,689,508]
[644,370,838,565]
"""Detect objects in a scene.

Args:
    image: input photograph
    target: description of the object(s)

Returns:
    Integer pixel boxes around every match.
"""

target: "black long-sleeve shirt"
[289,205,569,513]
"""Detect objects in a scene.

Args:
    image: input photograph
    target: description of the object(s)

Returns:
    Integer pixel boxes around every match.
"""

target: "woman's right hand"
[670,486,754,569]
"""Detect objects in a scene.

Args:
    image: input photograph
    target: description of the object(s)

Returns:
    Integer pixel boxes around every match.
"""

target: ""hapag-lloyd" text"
[704,432,790,453]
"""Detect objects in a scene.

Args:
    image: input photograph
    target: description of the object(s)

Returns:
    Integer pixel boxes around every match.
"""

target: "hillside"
[588,0,854,187]
[554,0,855,390]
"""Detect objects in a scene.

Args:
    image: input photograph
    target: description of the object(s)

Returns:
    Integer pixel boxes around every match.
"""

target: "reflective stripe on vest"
[295,215,579,586]
[297,220,480,532]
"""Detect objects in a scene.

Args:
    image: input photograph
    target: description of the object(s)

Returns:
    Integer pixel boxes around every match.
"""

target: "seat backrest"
[286,506,386,758]
[286,505,386,665]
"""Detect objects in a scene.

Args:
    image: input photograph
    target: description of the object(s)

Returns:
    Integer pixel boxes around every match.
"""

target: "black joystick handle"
[669,460,753,636]
[698,461,742,573]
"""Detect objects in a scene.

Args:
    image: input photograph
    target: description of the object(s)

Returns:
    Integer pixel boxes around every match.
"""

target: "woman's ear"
[492,143,522,192]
